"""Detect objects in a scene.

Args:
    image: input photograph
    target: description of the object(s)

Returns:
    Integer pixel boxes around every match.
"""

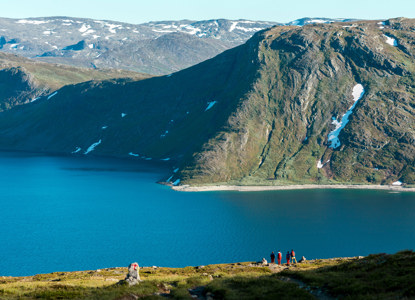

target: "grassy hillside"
[180,18,415,186]
[1,250,414,299]
[0,52,150,111]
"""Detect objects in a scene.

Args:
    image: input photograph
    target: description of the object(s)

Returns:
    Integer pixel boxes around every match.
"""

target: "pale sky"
[1,0,413,24]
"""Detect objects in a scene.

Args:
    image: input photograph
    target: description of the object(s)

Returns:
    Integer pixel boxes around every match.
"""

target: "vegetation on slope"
[180,18,415,186]
[1,251,414,299]
[0,52,150,111]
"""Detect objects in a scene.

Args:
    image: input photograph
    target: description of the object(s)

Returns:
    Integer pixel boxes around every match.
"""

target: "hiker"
[270,251,275,264]
[277,251,282,265]
[291,249,297,264]
[286,251,291,265]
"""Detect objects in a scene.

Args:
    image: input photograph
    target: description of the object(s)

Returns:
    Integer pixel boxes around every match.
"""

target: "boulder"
[119,262,141,286]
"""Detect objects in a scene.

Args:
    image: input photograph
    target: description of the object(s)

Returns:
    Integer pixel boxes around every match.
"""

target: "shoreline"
[172,184,415,192]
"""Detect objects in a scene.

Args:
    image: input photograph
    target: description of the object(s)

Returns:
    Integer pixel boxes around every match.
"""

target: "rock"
[262,258,268,265]
[299,256,307,263]
[119,262,141,286]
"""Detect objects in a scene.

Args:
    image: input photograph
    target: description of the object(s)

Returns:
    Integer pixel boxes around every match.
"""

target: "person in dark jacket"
[277,251,282,265]
[286,251,291,265]
[291,249,297,264]
[270,251,275,264]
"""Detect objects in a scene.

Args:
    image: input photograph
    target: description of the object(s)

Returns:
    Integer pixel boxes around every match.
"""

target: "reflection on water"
[0,152,414,276]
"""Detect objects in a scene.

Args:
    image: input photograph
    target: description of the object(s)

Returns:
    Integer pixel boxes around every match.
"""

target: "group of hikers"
[270,249,298,265]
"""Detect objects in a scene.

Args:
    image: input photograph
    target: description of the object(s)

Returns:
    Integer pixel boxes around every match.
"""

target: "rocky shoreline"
[172,184,415,192]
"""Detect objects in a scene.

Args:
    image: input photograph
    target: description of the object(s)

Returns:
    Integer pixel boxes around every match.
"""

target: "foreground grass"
[1,251,414,299]
[281,250,415,299]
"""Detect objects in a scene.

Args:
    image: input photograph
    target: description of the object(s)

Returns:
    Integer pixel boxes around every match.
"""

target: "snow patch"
[160,130,169,138]
[84,140,102,154]
[173,179,181,186]
[30,97,40,103]
[161,158,170,161]
[166,175,174,182]
[129,152,139,157]
[121,113,127,118]
[79,24,91,33]
[234,26,264,32]
[384,34,398,46]
[392,181,403,186]
[328,84,365,149]
[72,147,81,154]
[173,168,179,173]
[43,30,52,35]
[229,21,238,32]
[88,44,94,49]
[17,19,49,25]
[205,101,217,111]
[47,91,58,100]
[317,159,330,169]
[102,126,108,130]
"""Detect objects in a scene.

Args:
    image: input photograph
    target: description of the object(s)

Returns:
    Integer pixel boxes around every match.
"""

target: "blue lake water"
[0,152,414,276]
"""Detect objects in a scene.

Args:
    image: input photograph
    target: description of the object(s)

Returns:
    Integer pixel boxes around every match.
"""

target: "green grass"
[1,251,415,299]
[280,250,415,299]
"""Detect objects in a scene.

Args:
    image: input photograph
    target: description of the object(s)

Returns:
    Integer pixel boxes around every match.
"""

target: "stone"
[119,262,141,286]
[262,258,268,265]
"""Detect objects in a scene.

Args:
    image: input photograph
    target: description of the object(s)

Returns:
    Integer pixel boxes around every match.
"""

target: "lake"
[0,152,414,276]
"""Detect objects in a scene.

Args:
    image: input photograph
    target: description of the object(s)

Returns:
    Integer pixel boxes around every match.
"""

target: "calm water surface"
[0,152,414,276]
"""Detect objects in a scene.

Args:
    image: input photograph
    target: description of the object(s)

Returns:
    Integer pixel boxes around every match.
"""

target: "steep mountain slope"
[0,17,278,75]
[0,18,414,186]
[0,52,150,111]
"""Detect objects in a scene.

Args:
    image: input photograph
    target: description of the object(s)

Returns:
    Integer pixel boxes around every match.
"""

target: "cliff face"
[0,19,414,185]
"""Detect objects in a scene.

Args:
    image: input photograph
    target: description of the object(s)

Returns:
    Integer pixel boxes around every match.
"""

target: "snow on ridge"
[79,24,91,33]
[229,21,238,32]
[17,19,50,25]
[328,84,365,149]
[205,101,217,111]
[47,91,58,100]
[84,140,102,154]
[384,34,398,46]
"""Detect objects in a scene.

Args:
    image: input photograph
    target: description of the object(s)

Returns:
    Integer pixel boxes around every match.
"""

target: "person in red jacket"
[291,249,297,264]
[286,251,291,265]
[270,251,275,264]
[277,251,282,265]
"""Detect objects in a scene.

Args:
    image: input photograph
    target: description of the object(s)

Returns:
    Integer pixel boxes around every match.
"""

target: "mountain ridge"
[0,18,413,186]
[0,16,353,75]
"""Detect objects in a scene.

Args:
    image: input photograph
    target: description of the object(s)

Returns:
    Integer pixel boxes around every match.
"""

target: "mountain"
[0,17,353,75]
[0,18,413,186]
[0,51,150,111]
[0,17,279,75]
